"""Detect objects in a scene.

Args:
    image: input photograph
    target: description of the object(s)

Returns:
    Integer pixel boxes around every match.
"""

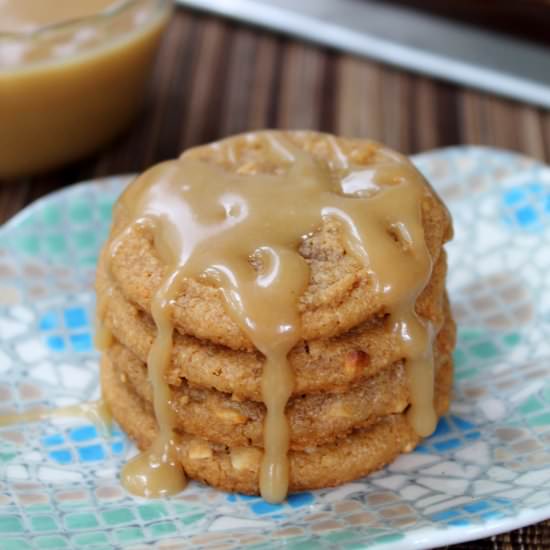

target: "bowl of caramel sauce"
[0,0,172,179]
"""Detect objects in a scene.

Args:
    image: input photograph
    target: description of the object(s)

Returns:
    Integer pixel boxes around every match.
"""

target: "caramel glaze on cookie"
[97,131,454,502]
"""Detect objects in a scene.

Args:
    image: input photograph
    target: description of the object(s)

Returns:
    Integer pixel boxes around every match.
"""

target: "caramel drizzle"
[105,132,435,502]
[95,286,114,351]
[0,0,120,33]
[0,400,112,434]
[119,274,187,497]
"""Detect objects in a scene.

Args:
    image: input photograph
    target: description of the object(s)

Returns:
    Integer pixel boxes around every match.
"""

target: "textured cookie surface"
[107,338,453,450]
[97,258,455,400]
[102,352,453,494]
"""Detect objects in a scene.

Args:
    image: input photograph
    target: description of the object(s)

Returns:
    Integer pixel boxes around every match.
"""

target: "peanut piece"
[327,401,352,418]
[188,439,213,460]
[343,350,367,379]
[230,447,262,471]
[214,407,247,424]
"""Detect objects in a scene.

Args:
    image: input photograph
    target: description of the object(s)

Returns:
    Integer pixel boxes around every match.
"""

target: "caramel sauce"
[0,0,170,178]
[95,286,114,351]
[103,131,436,502]
[0,400,112,434]
[121,435,186,497]
[0,0,120,33]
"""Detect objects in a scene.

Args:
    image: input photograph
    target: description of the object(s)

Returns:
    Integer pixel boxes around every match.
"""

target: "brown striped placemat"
[1,7,549,548]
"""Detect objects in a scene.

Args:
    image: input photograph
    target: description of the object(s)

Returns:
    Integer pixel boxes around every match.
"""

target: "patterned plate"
[1,147,550,550]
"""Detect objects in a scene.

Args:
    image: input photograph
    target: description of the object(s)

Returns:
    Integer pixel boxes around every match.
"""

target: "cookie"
[96,130,456,498]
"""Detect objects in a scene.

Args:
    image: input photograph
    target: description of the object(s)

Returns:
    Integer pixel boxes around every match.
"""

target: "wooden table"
[1,7,549,549]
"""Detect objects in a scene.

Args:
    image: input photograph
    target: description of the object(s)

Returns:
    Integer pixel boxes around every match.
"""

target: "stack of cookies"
[98,131,455,495]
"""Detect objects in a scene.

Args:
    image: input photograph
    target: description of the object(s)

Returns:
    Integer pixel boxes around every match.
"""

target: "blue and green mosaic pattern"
[1,148,550,549]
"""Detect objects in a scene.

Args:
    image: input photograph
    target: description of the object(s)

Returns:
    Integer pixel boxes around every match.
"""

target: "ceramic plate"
[1,147,549,550]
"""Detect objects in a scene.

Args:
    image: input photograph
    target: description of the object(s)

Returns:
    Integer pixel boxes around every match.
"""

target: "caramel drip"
[0,400,112,434]
[120,434,185,497]
[107,132,436,502]
[95,225,138,352]
[95,286,113,352]
[120,273,187,497]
